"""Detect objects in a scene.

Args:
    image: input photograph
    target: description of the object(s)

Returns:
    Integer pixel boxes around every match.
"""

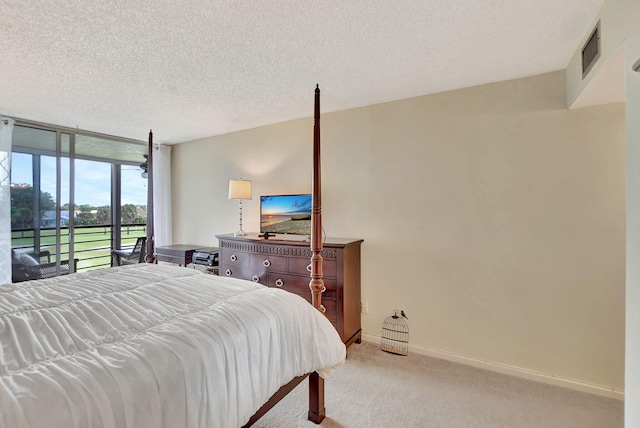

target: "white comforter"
[0,264,346,428]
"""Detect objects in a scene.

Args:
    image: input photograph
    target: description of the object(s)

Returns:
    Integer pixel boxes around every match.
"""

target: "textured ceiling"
[0,0,606,144]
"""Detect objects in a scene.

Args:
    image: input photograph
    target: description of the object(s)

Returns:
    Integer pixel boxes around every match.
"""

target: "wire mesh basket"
[380,310,409,356]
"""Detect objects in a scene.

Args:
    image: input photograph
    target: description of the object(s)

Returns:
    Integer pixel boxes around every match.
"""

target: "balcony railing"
[11,224,146,273]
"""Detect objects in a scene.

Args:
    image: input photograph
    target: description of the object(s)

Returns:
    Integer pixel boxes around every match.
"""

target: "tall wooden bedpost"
[308,84,326,424]
[145,130,155,263]
[310,84,325,313]
[244,86,327,427]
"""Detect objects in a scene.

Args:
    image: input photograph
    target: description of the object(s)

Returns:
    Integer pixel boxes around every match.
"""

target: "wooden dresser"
[216,233,363,347]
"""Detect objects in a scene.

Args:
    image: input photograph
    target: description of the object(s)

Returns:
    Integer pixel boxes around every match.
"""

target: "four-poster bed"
[0,87,343,427]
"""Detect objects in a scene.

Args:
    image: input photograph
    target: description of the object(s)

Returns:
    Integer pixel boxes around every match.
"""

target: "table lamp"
[228,178,252,236]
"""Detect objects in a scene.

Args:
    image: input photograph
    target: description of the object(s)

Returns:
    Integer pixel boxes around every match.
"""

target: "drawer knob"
[307,264,312,272]
[252,275,260,282]
[275,278,284,287]
[263,259,271,267]
[225,269,232,276]
[320,304,326,314]
[230,254,237,262]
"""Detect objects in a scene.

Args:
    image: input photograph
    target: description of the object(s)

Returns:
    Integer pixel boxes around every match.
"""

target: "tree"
[10,184,56,229]
[75,211,98,225]
[96,206,111,224]
[121,204,138,224]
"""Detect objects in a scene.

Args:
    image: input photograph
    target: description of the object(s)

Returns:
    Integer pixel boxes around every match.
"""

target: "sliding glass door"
[10,126,71,276]
[10,123,147,280]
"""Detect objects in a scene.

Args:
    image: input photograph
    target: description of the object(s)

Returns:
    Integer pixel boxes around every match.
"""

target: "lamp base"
[234,200,246,237]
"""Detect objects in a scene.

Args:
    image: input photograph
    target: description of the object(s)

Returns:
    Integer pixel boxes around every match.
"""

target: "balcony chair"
[111,237,147,266]
[11,249,78,283]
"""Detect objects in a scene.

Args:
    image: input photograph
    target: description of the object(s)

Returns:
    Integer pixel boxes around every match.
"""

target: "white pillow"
[18,252,39,266]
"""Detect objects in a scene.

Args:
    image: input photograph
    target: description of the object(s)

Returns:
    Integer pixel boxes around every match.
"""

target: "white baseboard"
[360,333,624,400]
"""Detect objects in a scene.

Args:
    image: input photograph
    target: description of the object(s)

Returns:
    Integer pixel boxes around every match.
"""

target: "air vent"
[582,21,601,79]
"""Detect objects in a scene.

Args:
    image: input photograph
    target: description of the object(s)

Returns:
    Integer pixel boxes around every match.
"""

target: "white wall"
[172,71,626,393]
[565,0,640,423]
[625,33,640,428]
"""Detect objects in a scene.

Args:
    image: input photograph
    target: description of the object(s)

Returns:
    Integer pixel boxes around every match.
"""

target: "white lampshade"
[228,179,252,200]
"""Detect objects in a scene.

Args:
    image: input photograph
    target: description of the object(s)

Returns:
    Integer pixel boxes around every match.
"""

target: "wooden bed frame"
[144,85,329,426]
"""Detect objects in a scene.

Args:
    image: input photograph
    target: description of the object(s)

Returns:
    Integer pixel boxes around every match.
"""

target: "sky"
[260,194,312,215]
[11,153,148,207]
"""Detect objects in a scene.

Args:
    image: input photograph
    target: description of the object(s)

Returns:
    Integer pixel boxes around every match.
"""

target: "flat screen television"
[260,194,312,235]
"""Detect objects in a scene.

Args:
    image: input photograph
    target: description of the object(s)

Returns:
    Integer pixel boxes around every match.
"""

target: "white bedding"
[0,264,346,428]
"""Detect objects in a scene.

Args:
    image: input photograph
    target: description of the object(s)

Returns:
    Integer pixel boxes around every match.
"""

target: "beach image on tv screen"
[260,195,312,235]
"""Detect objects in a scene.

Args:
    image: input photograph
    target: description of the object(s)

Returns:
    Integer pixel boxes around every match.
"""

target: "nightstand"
[155,244,199,266]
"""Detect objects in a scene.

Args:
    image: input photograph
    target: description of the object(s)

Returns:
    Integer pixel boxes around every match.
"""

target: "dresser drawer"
[249,253,287,273]
[221,265,267,285]
[267,273,336,299]
[298,296,337,323]
[324,299,337,323]
[288,257,337,278]
[276,284,337,322]
[219,249,251,267]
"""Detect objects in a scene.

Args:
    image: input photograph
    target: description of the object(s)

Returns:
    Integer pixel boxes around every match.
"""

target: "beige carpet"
[255,341,623,428]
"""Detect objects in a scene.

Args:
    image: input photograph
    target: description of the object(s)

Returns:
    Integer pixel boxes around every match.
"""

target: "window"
[10,122,147,280]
